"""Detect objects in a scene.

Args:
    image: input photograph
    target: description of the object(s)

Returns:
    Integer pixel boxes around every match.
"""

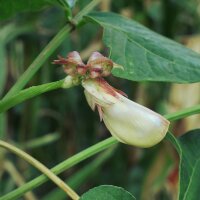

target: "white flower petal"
[82,78,170,147]
[84,90,96,111]
[82,79,117,107]
[87,52,103,64]
[102,95,169,147]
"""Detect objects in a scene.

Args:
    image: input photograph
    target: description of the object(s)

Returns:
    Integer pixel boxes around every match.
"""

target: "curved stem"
[42,148,115,200]
[0,140,80,200]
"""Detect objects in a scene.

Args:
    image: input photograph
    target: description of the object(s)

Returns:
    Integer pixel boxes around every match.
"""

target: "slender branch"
[0,140,80,200]
[42,148,115,200]
[0,75,81,113]
[0,80,65,113]
[73,0,102,23]
[164,104,200,121]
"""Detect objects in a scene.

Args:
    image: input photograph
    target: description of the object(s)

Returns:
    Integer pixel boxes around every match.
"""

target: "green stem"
[0,140,80,200]
[164,104,200,121]
[0,137,117,200]
[3,0,101,100]
[165,131,181,154]
[43,148,115,200]
[73,0,102,23]
[0,79,65,113]
[0,75,81,113]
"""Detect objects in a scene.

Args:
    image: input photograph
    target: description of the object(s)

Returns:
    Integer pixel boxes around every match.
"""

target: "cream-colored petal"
[84,90,96,111]
[82,78,169,147]
[87,52,103,64]
[67,51,83,65]
[102,95,169,147]
[82,79,117,107]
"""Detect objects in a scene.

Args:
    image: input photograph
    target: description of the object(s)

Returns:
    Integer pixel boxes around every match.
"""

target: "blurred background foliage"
[0,0,200,199]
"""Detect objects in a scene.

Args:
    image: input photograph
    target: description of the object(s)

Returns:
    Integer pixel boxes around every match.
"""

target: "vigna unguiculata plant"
[1,0,200,199]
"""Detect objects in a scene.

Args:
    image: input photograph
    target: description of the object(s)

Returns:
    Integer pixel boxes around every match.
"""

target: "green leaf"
[85,12,200,83]
[167,130,200,200]
[178,130,200,200]
[80,185,136,200]
[0,0,57,20]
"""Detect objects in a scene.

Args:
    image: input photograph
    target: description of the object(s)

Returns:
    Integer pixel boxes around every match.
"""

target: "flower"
[86,52,123,78]
[53,51,122,79]
[82,78,170,148]
[53,51,170,147]
[87,52,114,78]
[53,51,87,76]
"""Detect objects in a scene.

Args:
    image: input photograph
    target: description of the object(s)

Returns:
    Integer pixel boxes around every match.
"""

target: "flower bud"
[82,78,170,148]
[87,52,113,78]
[53,51,87,76]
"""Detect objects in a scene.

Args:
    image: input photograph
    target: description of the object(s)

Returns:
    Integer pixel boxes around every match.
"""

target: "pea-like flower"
[53,51,122,78]
[53,51,170,147]
[87,52,114,78]
[53,51,87,76]
[82,78,170,148]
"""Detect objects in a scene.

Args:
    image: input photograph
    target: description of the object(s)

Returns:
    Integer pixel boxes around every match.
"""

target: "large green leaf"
[80,185,136,200]
[85,12,200,83]
[167,130,200,200]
